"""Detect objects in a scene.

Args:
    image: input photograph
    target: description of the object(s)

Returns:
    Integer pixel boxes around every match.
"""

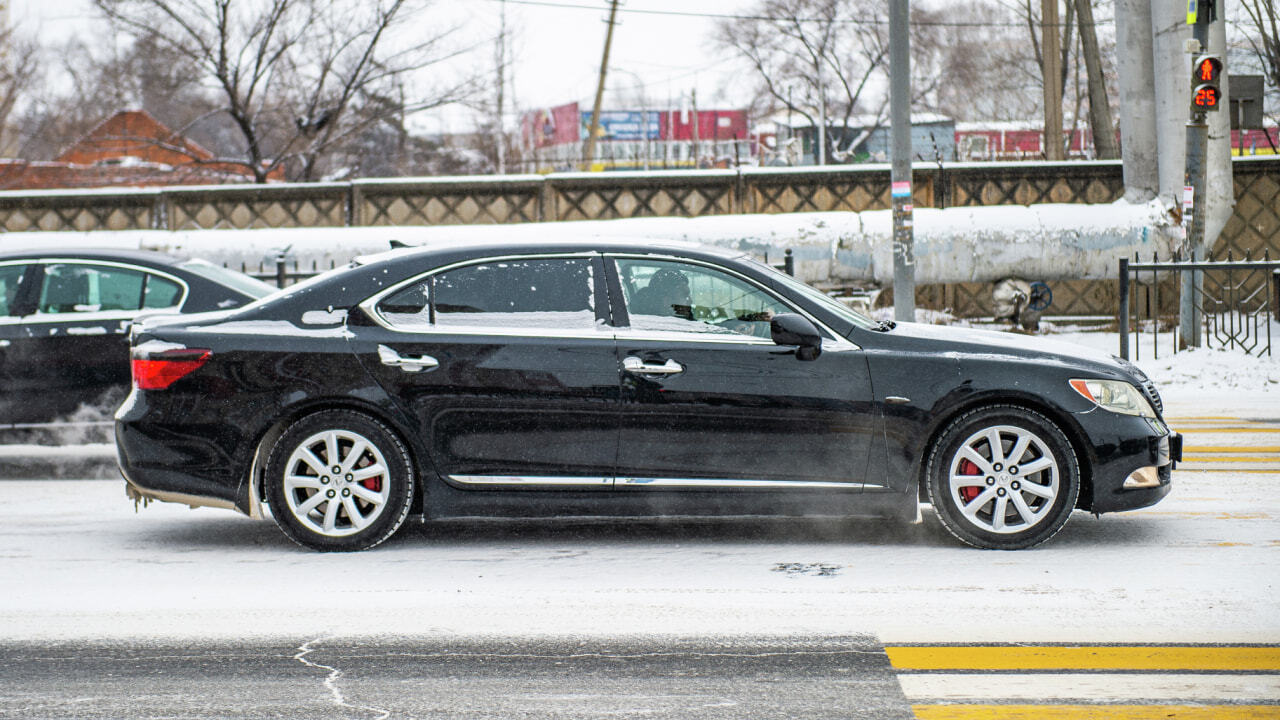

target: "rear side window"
[36,263,184,314]
[378,258,598,332]
[0,264,31,317]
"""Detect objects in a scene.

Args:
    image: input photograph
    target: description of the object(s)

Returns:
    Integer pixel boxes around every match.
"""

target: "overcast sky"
[9,0,754,130]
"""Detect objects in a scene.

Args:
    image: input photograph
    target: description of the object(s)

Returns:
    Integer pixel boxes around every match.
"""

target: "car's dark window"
[379,257,597,331]
[36,263,182,314]
[615,258,791,338]
[0,264,31,318]
[143,275,183,309]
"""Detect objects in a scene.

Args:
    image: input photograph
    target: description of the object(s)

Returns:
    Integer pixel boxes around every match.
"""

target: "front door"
[349,255,620,489]
[608,256,878,491]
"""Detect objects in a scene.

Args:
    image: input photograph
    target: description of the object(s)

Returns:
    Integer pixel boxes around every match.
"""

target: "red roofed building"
[0,110,282,190]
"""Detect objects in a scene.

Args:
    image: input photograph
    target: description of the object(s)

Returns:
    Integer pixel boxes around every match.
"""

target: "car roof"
[0,246,185,268]
[356,235,749,267]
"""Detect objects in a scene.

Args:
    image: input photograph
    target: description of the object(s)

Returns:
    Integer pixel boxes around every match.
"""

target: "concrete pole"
[1151,0,1191,206]
[1205,16,1233,247]
[1042,0,1065,161]
[1180,10,1211,349]
[890,0,914,322]
[1113,0,1159,201]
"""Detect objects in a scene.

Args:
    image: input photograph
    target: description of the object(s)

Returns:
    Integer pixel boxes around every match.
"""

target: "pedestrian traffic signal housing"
[1191,55,1222,112]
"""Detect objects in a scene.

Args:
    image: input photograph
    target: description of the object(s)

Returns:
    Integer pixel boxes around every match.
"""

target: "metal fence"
[1118,254,1280,359]
[3,158,1278,319]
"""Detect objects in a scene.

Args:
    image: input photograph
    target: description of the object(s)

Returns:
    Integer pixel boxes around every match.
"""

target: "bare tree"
[93,0,479,182]
[715,0,890,164]
[1075,0,1117,159]
[1239,0,1280,102]
[0,25,40,156]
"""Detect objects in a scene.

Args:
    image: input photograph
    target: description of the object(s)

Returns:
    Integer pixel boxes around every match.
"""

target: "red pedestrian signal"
[1190,55,1222,113]
[1193,85,1221,109]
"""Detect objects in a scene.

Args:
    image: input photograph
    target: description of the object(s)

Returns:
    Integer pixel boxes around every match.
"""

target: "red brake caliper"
[356,457,382,493]
[957,458,982,502]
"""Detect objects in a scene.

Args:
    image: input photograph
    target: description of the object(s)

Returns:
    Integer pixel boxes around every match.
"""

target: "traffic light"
[1190,55,1223,112]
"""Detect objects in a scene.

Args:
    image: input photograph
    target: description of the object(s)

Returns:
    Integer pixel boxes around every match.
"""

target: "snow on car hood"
[877,321,1128,372]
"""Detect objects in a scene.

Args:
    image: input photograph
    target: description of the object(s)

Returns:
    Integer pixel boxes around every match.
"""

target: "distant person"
[630,268,693,320]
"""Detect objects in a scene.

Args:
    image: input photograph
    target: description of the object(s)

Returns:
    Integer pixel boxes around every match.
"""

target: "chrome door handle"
[377,344,439,373]
[623,356,684,375]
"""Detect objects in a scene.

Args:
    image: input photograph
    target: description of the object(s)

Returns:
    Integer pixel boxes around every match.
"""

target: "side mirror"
[770,313,822,360]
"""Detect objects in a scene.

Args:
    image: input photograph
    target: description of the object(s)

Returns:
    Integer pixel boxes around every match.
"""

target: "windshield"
[178,259,276,299]
[743,256,878,330]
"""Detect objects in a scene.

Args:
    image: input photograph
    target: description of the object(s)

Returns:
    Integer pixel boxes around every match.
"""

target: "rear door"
[16,260,187,422]
[607,255,878,492]
[348,254,620,488]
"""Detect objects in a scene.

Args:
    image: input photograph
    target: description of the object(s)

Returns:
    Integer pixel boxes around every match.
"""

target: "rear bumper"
[115,392,249,514]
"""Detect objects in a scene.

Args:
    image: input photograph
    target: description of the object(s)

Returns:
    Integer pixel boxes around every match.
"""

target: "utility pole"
[1180,0,1219,348]
[494,0,508,174]
[582,0,620,171]
[890,0,914,322]
[691,88,700,166]
[1042,0,1065,160]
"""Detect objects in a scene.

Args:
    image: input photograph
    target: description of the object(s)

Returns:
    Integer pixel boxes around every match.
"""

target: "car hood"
[872,321,1139,378]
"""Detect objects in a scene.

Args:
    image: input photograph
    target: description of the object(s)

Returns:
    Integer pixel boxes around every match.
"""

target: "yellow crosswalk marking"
[912,705,1280,719]
[1182,443,1280,448]
[886,646,1280,671]
[1178,428,1280,433]
[1183,456,1280,462]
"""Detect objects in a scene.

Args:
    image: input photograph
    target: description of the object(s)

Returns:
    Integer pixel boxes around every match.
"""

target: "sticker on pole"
[1186,0,1197,24]
[891,181,911,198]
[1182,185,1194,211]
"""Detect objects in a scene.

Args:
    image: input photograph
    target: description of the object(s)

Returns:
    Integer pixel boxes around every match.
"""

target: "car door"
[0,262,38,424]
[607,255,878,491]
[348,254,620,487]
[17,260,187,422]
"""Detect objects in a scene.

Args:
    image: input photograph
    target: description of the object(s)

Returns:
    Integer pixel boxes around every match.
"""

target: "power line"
[482,0,1110,28]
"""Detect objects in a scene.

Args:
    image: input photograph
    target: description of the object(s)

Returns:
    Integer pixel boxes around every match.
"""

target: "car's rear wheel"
[265,410,414,551]
[926,405,1079,550]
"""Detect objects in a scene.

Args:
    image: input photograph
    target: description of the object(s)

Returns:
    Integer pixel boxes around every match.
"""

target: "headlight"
[1069,379,1156,417]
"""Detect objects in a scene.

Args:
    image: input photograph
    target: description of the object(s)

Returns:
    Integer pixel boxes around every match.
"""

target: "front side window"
[0,264,31,318]
[378,257,598,332]
[36,263,183,314]
[615,258,792,339]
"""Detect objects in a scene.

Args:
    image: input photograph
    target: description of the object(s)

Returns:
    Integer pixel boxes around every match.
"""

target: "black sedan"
[0,247,274,425]
[115,238,1180,551]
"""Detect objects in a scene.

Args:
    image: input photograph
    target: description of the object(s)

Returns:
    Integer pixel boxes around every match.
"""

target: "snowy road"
[1,392,1277,717]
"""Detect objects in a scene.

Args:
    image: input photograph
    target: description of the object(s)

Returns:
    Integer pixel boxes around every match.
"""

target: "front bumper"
[1087,416,1180,513]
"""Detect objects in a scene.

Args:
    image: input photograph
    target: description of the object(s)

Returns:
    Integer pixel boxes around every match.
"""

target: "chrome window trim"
[359,252,607,337]
[19,258,190,320]
[355,249,859,351]
[606,253,860,351]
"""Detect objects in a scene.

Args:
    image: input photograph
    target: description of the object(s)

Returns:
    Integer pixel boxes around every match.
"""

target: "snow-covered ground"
[1050,323,1280,415]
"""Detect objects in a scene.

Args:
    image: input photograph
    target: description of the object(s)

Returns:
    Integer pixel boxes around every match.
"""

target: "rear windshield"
[178,259,276,299]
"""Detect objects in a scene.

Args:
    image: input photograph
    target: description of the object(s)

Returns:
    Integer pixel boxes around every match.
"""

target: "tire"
[264,410,414,551]
[925,405,1079,550]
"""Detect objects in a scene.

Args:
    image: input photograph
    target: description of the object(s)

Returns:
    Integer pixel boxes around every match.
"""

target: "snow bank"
[0,199,1179,286]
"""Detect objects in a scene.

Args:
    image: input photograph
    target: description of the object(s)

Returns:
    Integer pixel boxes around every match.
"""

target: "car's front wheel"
[925,405,1079,550]
[265,410,414,551]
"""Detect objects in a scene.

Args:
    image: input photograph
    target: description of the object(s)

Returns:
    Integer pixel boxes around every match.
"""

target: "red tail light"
[131,348,212,390]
